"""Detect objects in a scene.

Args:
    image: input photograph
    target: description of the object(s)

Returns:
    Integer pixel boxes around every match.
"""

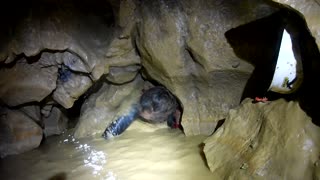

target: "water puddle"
[0,121,219,180]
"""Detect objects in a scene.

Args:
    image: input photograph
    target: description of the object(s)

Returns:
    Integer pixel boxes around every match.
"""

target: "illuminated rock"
[204,98,320,179]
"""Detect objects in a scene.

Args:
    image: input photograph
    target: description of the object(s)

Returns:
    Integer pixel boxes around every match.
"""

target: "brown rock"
[43,106,68,137]
[0,57,58,107]
[19,105,41,123]
[0,107,43,158]
[203,98,320,179]
[135,0,278,135]
[106,65,141,84]
[74,75,144,138]
[53,72,92,109]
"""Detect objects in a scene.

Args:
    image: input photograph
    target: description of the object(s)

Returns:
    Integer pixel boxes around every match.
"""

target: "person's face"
[139,109,153,121]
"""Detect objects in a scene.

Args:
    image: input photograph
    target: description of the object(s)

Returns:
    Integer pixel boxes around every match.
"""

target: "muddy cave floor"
[0,121,219,180]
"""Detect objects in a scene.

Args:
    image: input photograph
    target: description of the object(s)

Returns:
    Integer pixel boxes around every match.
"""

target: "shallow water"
[0,121,219,180]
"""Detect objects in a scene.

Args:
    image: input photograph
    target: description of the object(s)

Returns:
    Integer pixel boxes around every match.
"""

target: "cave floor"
[0,121,219,180]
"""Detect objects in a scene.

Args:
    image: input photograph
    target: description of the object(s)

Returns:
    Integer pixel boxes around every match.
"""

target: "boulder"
[0,57,58,107]
[0,107,43,158]
[43,106,68,137]
[106,65,141,84]
[74,75,145,138]
[203,98,320,179]
[19,105,41,123]
[53,71,93,109]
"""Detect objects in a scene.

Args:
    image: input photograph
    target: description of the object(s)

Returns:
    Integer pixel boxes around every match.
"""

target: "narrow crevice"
[211,119,225,135]
[185,47,206,70]
[65,74,107,128]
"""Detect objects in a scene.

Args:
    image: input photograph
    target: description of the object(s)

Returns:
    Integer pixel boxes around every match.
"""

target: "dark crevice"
[213,119,225,134]
[198,143,210,169]
[65,74,106,128]
[185,47,206,70]
[225,5,320,127]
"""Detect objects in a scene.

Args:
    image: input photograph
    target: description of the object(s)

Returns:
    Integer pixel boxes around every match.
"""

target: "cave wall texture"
[0,1,320,177]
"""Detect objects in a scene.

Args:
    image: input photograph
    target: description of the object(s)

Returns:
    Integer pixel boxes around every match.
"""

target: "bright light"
[268,29,303,94]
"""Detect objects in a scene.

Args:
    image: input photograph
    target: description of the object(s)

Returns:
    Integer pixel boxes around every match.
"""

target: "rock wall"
[133,0,279,135]
[0,0,319,159]
[273,0,320,49]
[0,107,43,158]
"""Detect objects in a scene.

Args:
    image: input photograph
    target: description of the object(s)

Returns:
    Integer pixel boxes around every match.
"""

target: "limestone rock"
[104,35,142,85]
[0,57,58,107]
[135,0,279,135]
[19,105,41,123]
[53,72,93,109]
[41,101,55,118]
[74,75,145,138]
[43,106,68,137]
[0,107,43,158]
[61,51,90,73]
[0,0,116,79]
[106,65,141,84]
[203,98,320,179]
[177,71,250,136]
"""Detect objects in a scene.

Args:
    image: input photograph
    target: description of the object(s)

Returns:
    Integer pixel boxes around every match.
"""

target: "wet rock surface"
[204,98,320,179]
[74,75,145,138]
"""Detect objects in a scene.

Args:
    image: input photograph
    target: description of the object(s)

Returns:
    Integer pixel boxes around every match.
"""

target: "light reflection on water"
[0,122,219,180]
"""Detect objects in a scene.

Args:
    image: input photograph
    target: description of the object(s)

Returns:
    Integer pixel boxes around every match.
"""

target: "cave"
[0,0,320,179]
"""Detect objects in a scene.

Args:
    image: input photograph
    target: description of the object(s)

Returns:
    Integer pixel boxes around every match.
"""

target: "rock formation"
[74,75,145,138]
[204,98,320,179]
[0,2,319,180]
[0,107,43,157]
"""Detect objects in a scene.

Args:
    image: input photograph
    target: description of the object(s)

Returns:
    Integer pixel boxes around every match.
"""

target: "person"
[102,86,181,139]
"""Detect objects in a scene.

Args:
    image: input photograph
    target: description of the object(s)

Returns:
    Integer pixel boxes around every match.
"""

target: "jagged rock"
[135,0,278,135]
[273,0,320,49]
[41,101,55,118]
[74,75,144,138]
[106,65,141,84]
[174,71,250,135]
[203,98,320,179]
[60,51,90,73]
[0,107,43,158]
[19,105,41,123]
[0,0,116,79]
[0,1,144,110]
[53,72,93,109]
[104,34,142,85]
[43,106,68,137]
[40,51,90,74]
[0,57,58,107]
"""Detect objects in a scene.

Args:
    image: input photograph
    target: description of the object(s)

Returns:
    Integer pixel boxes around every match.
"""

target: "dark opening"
[225,5,320,126]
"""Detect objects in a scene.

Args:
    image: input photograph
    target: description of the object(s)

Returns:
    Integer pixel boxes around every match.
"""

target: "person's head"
[138,86,178,123]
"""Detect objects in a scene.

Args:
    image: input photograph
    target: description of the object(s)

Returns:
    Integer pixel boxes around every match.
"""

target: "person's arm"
[102,106,139,139]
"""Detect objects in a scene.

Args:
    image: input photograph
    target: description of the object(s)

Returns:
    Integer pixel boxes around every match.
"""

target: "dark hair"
[139,86,178,123]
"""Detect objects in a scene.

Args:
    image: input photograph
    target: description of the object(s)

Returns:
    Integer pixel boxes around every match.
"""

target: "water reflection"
[1,121,219,180]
